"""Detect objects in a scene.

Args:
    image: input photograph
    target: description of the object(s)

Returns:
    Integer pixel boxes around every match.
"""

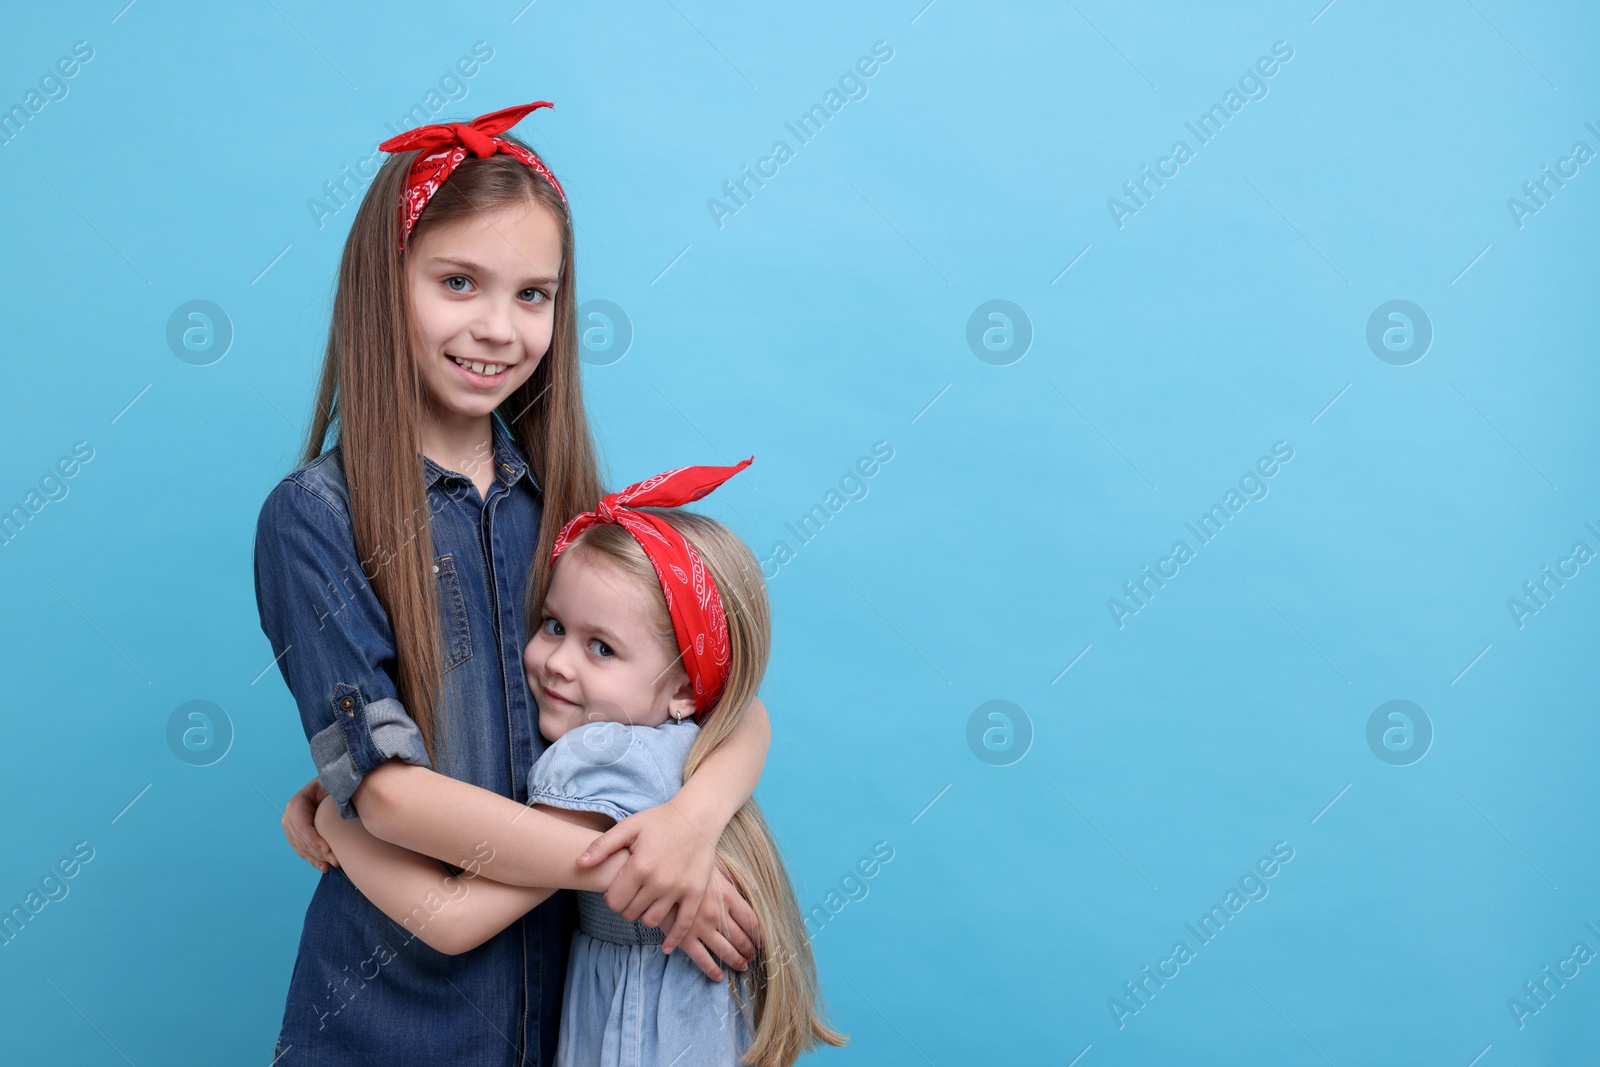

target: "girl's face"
[404,199,562,430]
[523,549,695,742]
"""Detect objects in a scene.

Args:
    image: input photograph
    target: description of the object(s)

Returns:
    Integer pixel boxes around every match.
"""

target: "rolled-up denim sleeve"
[253,475,431,819]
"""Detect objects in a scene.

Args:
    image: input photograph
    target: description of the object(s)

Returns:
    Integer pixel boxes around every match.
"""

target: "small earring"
[671,709,684,722]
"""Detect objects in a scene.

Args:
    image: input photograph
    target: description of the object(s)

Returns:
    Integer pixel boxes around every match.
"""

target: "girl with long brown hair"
[311,460,846,1066]
[254,104,770,1064]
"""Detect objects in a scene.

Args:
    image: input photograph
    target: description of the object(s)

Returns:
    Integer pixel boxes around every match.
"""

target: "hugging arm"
[316,794,752,975]
[350,760,620,888]
[349,762,759,978]
[313,793,617,956]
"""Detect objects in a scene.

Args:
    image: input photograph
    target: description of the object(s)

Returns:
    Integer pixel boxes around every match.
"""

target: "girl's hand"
[311,794,343,860]
[579,803,762,962]
[582,799,712,932]
[686,863,763,977]
[655,864,762,981]
[282,775,338,872]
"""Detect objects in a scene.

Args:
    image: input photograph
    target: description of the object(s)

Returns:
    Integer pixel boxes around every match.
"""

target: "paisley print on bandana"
[378,101,567,250]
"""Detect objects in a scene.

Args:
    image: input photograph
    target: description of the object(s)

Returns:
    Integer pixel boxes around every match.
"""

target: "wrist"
[670,780,729,838]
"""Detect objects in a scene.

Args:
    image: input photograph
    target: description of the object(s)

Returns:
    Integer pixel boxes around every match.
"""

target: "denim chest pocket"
[434,553,472,672]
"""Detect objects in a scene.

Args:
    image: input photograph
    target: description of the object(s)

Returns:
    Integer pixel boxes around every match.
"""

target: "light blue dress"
[527,718,754,1067]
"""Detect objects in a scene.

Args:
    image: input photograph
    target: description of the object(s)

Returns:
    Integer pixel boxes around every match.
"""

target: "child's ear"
[668,677,695,720]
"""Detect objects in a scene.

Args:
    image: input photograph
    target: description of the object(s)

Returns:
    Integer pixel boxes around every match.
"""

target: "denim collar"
[419,412,540,494]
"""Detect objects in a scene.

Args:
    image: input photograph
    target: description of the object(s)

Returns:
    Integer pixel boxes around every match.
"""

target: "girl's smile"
[541,684,578,706]
[447,354,514,383]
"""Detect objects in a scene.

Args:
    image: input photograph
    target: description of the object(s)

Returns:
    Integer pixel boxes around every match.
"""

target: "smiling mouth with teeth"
[449,355,510,377]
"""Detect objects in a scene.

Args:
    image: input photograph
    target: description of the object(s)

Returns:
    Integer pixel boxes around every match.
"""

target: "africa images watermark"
[1,840,96,948]
[1505,119,1600,230]
[1507,918,1600,1030]
[800,840,895,941]
[306,41,498,232]
[707,41,895,230]
[1505,519,1600,630]
[1106,40,1295,230]
[1,40,94,148]
[1,440,95,549]
[759,441,894,579]
[307,839,498,1031]
[1107,441,1295,629]
[1108,840,1296,1030]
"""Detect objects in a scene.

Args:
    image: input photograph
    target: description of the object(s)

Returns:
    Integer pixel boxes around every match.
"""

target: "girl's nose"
[470,299,515,345]
[540,637,575,681]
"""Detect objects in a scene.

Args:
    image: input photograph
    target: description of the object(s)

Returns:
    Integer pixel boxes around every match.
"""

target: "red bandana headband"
[376,101,568,251]
[552,457,754,718]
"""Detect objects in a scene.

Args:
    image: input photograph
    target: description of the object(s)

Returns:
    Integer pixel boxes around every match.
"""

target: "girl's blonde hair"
[301,132,604,769]
[565,511,848,1067]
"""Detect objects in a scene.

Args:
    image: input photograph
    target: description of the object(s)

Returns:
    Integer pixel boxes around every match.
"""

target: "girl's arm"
[351,761,624,890]
[319,793,755,975]
[313,794,616,955]
[351,758,761,978]
[576,696,771,954]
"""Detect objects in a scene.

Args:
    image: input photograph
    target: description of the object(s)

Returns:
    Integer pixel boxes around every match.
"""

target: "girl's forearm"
[352,760,623,890]
[315,796,570,954]
[674,696,770,834]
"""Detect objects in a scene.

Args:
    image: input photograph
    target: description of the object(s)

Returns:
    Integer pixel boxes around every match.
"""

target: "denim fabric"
[254,413,574,1066]
[527,720,754,1067]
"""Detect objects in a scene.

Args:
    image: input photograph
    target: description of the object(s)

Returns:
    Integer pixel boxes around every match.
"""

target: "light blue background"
[1,1,1596,1063]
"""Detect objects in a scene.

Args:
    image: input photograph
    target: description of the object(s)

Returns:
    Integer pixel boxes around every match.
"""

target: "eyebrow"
[588,626,627,648]
[427,256,558,287]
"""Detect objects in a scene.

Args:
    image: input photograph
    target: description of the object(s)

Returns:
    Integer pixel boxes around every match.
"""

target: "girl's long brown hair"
[301,135,604,768]
[565,514,848,1067]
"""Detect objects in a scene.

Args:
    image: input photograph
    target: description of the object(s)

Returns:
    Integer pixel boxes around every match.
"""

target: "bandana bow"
[552,457,754,717]
[377,101,568,250]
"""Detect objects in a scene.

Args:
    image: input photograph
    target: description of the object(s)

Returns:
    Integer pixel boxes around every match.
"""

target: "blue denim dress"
[253,413,573,1066]
[526,719,754,1067]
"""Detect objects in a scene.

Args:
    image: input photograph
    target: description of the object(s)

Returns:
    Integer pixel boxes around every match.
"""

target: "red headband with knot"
[377,101,568,250]
[551,457,754,718]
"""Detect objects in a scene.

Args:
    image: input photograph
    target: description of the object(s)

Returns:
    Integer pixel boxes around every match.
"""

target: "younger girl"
[314,459,847,1067]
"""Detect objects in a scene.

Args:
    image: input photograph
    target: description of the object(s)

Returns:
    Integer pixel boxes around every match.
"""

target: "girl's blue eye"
[541,616,563,636]
[444,275,472,292]
[588,639,614,659]
[519,287,548,304]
